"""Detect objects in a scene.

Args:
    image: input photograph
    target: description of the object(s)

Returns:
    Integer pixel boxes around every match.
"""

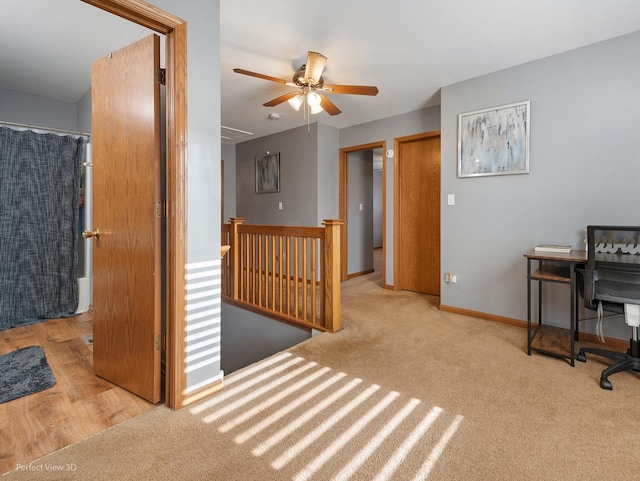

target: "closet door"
[397,133,441,296]
[91,34,162,403]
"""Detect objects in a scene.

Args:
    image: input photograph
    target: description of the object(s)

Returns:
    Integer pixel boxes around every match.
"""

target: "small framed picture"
[255,152,280,193]
[458,100,530,178]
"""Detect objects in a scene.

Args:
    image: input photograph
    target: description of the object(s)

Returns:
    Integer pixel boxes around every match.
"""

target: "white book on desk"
[534,244,572,253]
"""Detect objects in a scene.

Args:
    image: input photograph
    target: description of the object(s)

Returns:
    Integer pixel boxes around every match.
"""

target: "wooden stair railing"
[221,218,342,332]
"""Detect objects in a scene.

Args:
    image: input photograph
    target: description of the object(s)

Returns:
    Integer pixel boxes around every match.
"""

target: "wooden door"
[91,34,162,403]
[398,133,441,295]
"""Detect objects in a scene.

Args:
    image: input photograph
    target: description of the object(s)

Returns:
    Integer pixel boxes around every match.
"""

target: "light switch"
[359,203,363,211]
[278,202,283,210]
[447,194,455,206]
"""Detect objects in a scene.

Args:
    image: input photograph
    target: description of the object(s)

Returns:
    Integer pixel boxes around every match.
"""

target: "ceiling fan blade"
[304,51,327,86]
[263,91,299,107]
[319,94,341,116]
[322,84,379,96]
[233,68,296,86]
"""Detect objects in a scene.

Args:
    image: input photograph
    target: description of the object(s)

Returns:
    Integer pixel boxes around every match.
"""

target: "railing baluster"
[293,236,299,318]
[311,238,317,322]
[244,233,250,302]
[258,233,263,307]
[248,233,253,303]
[278,236,283,313]
[302,237,308,321]
[267,234,272,310]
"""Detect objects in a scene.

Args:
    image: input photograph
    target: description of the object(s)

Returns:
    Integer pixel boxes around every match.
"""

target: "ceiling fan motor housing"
[294,65,324,88]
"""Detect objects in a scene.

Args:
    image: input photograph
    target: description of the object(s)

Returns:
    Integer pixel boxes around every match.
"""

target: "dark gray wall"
[441,31,640,339]
[236,124,319,226]
[235,122,341,227]
[221,302,311,374]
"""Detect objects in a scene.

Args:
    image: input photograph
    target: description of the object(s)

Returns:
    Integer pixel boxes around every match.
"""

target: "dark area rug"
[0,345,56,404]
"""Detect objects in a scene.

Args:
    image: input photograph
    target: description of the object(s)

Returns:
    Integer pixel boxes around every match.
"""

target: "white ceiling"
[2,0,640,143]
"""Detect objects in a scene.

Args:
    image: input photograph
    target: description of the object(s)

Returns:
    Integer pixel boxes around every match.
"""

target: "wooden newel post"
[229,217,244,300]
[322,219,343,332]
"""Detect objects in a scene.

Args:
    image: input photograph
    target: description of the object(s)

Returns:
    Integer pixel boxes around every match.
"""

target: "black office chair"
[576,225,640,390]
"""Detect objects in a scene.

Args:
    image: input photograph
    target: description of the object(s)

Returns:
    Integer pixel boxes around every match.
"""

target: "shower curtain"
[0,126,84,330]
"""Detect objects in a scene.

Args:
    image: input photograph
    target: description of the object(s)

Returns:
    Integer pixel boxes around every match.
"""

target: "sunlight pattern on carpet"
[190,352,464,480]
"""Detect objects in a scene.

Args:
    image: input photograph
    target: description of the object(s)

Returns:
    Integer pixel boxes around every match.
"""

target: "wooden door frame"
[339,141,387,285]
[393,130,441,291]
[82,0,188,409]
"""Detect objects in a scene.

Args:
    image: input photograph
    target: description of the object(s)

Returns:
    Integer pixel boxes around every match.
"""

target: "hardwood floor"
[0,312,155,475]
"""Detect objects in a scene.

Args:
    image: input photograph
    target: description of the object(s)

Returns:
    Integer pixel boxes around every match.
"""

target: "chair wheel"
[600,378,613,390]
[577,352,587,362]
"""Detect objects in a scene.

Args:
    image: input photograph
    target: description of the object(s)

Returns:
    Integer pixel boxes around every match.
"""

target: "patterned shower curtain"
[0,126,84,330]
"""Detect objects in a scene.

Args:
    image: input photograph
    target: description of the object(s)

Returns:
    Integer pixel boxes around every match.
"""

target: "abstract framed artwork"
[457,100,530,178]
[255,152,280,193]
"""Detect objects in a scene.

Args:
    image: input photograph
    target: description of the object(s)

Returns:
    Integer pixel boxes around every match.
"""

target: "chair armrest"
[578,268,597,310]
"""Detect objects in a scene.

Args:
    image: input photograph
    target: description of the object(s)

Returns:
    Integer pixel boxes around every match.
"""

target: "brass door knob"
[82,228,100,240]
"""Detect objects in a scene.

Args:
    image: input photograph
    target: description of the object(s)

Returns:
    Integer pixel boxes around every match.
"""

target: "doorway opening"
[0,0,189,474]
[339,141,387,288]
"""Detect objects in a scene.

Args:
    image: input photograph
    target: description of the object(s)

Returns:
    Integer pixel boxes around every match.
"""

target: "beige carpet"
[4,261,640,480]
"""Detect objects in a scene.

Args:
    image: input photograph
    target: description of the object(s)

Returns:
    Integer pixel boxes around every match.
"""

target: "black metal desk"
[524,250,587,366]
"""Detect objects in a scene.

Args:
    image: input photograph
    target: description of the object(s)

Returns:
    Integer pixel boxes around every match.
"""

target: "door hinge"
[156,67,166,86]
[155,333,165,351]
[156,201,166,218]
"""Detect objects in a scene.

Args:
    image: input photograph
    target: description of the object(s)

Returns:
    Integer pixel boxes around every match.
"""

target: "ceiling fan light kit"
[309,103,323,115]
[233,51,379,118]
[306,92,321,107]
[287,94,304,111]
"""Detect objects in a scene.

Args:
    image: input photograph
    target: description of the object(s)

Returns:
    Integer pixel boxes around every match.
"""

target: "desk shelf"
[531,265,571,283]
[524,250,587,366]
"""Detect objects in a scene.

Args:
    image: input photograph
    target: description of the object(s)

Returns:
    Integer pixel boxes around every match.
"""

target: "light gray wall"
[340,106,441,286]
[347,150,374,275]
[0,87,77,130]
[373,169,383,248]
[236,124,319,226]
[154,0,222,390]
[222,142,236,221]
[441,31,640,340]
[76,90,92,132]
[316,123,340,224]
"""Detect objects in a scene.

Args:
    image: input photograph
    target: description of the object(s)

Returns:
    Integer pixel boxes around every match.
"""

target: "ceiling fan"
[233,51,379,116]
